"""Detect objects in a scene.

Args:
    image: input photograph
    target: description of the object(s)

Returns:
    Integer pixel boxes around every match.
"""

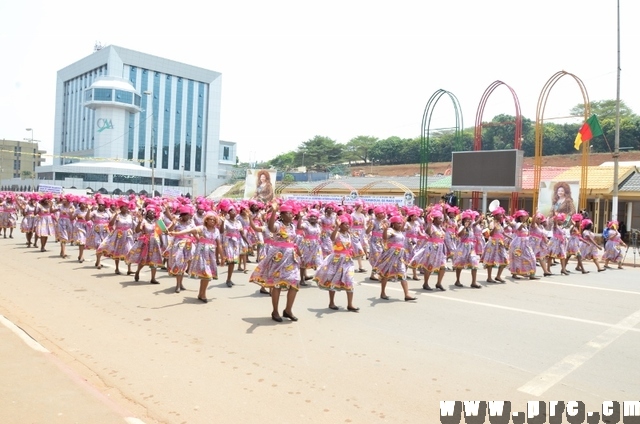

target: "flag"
[155,219,167,236]
[574,114,603,150]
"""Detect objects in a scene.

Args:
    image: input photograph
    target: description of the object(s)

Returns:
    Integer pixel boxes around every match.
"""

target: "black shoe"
[435,284,446,291]
[226,280,233,287]
[259,287,269,294]
[150,280,160,284]
[300,281,308,287]
[283,310,298,321]
[197,297,208,303]
[470,284,482,289]
[454,282,463,287]
[329,305,339,310]
[404,296,417,301]
[347,306,360,312]
[422,284,433,291]
[271,313,283,322]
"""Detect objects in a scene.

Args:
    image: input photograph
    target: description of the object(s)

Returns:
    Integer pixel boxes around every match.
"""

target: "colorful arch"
[533,71,590,211]
[311,180,357,195]
[419,89,464,208]
[472,80,523,213]
[358,180,413,195]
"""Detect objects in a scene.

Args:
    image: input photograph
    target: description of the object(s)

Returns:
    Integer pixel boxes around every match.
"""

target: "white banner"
[162,187,183,199]
[282,194,405,206]
[38,184,63,195]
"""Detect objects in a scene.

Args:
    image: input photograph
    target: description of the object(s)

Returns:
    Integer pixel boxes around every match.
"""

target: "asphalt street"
[1,237,639,423]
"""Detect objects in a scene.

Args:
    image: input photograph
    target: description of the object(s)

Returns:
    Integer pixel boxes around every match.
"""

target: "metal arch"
[310,180,357,195]
[276,182,313,195]
[419,89,464,208]
[358,180,413,195]
[472,80,523,213]
[533,71,590,211]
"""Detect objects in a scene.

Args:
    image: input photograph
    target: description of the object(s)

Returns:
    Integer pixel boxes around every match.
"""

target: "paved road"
[1,237,639,423]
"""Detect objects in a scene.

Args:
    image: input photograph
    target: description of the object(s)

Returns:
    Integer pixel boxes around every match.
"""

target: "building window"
[223,146,229,160]
[85,90,93,101]
[115,90,133,104]
[94,88,112,101]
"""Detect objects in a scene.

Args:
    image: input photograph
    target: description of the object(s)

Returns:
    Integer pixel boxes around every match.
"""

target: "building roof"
[521,167,570,190]
[89,76,136,91]
[552,165,637,191]
[619,172,640,192]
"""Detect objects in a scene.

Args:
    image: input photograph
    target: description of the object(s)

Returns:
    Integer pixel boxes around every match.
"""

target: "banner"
[38,184,63,195]
[244,169,276,203]
[162,187,182,199]
[282,194,407,206]
[537,180,579,217]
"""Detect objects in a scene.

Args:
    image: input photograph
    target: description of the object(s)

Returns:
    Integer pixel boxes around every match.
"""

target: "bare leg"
[40,236,48,251]
[198,279,209,300]
[283,288,298,320]
[78,245,85,262]
[401,280,416,300]
[435,268,446,290]
[486,265,494,282]
[423,270,432,290]
[150,266,159,283]
[455,268,463,286]
[495,265,506,282]
[328,290,337,309]
[380,278,389,299]
[271,287,282,317]
[226,262,235,287]
[114,259,121,274]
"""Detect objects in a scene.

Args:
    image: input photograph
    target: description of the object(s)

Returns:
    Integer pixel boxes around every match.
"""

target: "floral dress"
[314,231,356,291]
[452,226,480,270]
[298,220,323,269]
[35,204,56,237]
[481,222,509,267]
[221,218,244,264]
[374,229,408,280]
[0,201,18,229]
[528,224,549,260]
[368,219,386,268]
[319,214,335,257]
[349,212,367,259]
[547,225,567,259]
[126,219,164,267]
[189,226,221,280]
[508,224,537,276]
[164,221,195,275]
[86,210,112,250]
[249,221,300,289]
[97,213,136,260]
[410,224,447,273]
[20,203,37,233]
[580,230,600,260]
[566,225,583,257]
[603,230,623,263]
[72,208,90,246]
[56,205,75,243]
[404,220,422,264]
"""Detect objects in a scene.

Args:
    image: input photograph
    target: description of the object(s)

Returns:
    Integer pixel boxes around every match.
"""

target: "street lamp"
[142,91,156,196]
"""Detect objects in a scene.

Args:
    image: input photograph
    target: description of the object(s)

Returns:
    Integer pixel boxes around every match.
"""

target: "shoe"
[150,280,160,284]
[422,284,433,291]
[412,276,420,281]
[470,284,482,289]
[197,297,208,303]
[543,273,552,276]
[226,281,233,287]
[127,271,134,276]
[175,287,180,293]
[79,258,84,263]
[435,284,446,291]
[598,268,606,272]
[329,305,339,310]
[495,277,506,283]
[529,276,540,280]
[358,268,367,273]
[380,294,390,300]
[604,265,612,269]
[369,276,379,281]
[486,278,497,283]
[97,264,103,269]
[454,282,463,287]
[618,266,624,269]
[300,281,308,287]
[115,270,121,275]
[134,272,140,282]
[304,276,314,281]
[271,313,283,322]
[179,286,186,291]
[9,235,13,238]
[259,287,270,294]
[404,296,417,301]
[283,310,298,321]
[347,306,360,312]
[561,271,569,276]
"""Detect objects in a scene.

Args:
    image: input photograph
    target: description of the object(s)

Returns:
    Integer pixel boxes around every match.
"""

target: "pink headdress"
[429,209,444,220]
[571,213,583,222]
[580,219,593,230]
[461,209,475,220]
[337,214,351,225]
[607,220,619,229]
[491,207,505,217]
[389,214,404,224]
[373,206,385,215]
[554,213,566,223]
[513,210,529,220]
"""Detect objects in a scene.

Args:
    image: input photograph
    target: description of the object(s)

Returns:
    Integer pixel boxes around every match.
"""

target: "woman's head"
[552,182,572,202]
[256,170,271,185]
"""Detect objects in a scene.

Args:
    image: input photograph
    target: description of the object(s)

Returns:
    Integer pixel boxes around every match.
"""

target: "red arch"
[472,80,523,212]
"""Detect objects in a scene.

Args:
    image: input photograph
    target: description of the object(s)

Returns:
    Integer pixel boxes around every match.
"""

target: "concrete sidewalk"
[0,316,143,424]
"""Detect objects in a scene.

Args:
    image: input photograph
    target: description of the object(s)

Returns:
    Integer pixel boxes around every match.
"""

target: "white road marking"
[517,308,640,396]
[536,279,640,296]
[359,282,640,333]
[125,418,147,424]
[0,314,49,353]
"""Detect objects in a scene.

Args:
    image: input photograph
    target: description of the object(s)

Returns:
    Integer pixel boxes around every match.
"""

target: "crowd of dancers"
[0,191,628,323]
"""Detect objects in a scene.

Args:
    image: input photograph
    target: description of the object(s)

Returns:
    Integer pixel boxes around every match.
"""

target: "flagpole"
[612,0,621,221]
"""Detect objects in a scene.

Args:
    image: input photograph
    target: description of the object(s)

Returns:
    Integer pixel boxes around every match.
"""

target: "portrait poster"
[244,169,276,203]
[537,180,579,218]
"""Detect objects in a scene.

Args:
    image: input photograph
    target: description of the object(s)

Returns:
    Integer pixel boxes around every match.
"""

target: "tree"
[570,99,636,119]
[344,135,378,164]
[268,151,296,171]
[298,135,344,171]
[21,170,33,180]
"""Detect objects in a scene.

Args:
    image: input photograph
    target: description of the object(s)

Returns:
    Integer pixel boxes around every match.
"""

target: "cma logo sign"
[97,118,114,132]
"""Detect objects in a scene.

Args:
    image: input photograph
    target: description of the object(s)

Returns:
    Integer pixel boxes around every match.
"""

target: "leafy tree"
[298,135,343,170]
[21,170,33,179]
[345,135,378,164]
[570,100,636,119]
[268,151,296,171]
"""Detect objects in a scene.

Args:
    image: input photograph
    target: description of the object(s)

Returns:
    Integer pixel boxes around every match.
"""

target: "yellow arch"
[311,180,357,195]
[534,71,590,210]
[359,180,413,195]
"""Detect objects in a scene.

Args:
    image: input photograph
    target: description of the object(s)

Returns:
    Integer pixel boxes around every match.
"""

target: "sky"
[1,0,639,165]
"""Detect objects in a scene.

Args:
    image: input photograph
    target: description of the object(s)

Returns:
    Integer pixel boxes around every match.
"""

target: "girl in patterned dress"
[0,194,18,239]
[164,205,196,293]
[579,219,605,272]
[443,206,460,262]
[246,211,271,295]
[220,204,248,287]
[319,205,336,257]
[72,198,90,263]
[296,209,323,286]
[314,214,359,311]
[529,213,551,276]
[86,199,112,269]
[411,208,448,291]
[349,202,368,273]
[472,212,486,259]
[249,202,301,322]
[603,221,626,269]
[452,210,481,288]
[97,200,136,275]
[508,210,539,280]
[481,207,509,283]
[236,205,252,272]
[34,195,57,252]
[127,206,164,284]
[55,195,75,258]
[20,195,38,247]
[366,206,387,281]
[170,212,224,302]
[375,215,417,301]
[566,214,588,273]
[404,208,424,280]
[547,213,569,275]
